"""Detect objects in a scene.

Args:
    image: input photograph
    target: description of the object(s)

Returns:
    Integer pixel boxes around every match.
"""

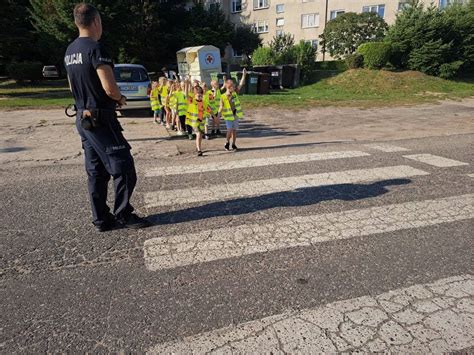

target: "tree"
[294,40,317,83]
[386,0,473,76]
[320,12,388,59]
[231,25,262,57]
[251,46,275,66]
[270,32,296,64]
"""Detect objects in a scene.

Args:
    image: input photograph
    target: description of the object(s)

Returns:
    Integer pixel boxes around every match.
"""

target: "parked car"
[113,64,151,111]
[42,65,59,79]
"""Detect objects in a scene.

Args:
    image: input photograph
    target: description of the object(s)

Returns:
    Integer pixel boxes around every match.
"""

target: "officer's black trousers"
[76,115,137,226]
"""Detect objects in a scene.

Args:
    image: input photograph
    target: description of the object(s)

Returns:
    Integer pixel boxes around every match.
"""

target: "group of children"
[149,69,247,156]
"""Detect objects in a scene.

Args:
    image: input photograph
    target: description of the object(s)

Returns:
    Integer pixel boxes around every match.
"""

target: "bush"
[294,40,317,84]
[251,46,275,66]
[357,42,392,69]
[407,40,452,76]
[345,53,364,69]
[7,61,43,82]
[314,60,347,71]
[439,61,464,79]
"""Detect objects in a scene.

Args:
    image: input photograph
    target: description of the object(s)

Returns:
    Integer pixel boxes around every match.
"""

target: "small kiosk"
[177,45,222,85]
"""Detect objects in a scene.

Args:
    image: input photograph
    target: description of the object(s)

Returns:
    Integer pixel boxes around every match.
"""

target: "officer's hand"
[117,95,127,108]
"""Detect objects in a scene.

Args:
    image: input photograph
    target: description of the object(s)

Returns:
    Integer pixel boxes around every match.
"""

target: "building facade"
[204,0,461,61]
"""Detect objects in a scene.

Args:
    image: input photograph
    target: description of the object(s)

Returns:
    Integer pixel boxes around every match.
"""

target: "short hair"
[74,3,99,28]
[195,86,204,94]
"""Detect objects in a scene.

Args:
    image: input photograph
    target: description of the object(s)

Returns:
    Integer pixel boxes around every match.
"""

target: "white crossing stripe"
[144,194,473,271]
[144,165,428,208]
[148,275,474,353]
[365,143,410,152]
[144,150,371,177]
[403,154,469,168]
[468,173,474,178]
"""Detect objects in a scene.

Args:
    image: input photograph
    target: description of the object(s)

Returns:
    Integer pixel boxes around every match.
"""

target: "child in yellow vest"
[157,77,167,125]
[207,79,223,137]
[174,81,188,136]
[149,81,161,124]
[188,86,214,156]
[219,69,246,151]
[168,80,178,131]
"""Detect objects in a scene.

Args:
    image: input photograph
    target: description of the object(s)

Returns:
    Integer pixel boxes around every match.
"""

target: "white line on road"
[148,275,474,353]
[403,154,469,168]
[143,165,429,208]
[365,143,410,152]
[144,194,473,271]
[144,150,371,177]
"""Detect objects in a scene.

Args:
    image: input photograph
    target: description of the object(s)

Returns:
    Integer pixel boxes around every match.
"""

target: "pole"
[322,0,329,61]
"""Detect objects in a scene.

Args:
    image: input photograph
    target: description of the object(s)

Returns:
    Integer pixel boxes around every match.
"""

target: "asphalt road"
[1,109,473,352]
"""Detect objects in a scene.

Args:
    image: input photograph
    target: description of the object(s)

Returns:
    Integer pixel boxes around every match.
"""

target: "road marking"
[144,194,473,271]
[403,154,469,168]
[468,173,474,178]
[365,143,410,152]
[144,150,371,177]
[148,275,474,353]
[144,165,428,208]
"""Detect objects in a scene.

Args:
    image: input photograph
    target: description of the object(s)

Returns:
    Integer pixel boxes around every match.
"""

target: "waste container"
[246,71,259,95]
[257,73,270,95]
[216,72,227,86]
[268,66,281,89]
[279,64,300,88]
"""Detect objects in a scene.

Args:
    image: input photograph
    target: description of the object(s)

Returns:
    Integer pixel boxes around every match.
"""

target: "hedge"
[313,60,347,71]
[345,54,364,69]
[357,42,392,69]
[7,61,43,82]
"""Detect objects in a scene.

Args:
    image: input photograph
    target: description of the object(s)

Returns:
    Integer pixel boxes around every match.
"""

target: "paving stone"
[379,321,413,345]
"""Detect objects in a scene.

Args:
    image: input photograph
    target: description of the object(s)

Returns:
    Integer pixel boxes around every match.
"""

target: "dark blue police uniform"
[65,37,136,228]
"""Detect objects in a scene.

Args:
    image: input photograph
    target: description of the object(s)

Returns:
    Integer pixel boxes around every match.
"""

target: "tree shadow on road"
[148,178,411,225]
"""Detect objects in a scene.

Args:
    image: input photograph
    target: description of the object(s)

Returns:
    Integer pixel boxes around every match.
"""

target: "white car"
[42,65,59,78]
[114,64,151,110]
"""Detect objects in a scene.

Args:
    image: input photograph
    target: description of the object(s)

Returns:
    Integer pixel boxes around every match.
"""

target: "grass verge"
[0,70,473,110]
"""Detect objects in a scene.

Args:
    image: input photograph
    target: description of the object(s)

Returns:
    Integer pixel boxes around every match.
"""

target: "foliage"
[25,1,242,71]
[294,40,317,83]
[231,25,262,57]
[270,33,296,64]
[314,61,348,71]
[357,42,392,69]
[439,60,464,79]
[251,46,275,66]
[386,0,473,76]
[7,62,43,82]
[320,12,388,59]
[345,53,364,69]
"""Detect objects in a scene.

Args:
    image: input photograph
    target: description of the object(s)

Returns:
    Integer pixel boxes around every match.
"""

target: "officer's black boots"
[118,213,152,229]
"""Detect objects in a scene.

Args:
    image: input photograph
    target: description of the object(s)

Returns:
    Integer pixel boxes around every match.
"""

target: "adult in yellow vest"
[219,69,247,151]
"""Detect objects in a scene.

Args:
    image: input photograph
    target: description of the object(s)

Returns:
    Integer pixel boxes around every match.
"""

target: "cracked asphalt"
[1,101,473,352]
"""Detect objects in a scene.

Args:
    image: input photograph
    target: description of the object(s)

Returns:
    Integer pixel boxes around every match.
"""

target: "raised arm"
[237,68,247,92]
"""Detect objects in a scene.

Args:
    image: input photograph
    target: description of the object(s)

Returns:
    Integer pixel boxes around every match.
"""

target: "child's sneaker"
[216,129,222,136]
[197,151,203,156]
[177,131,184,136]
[188,134,193,140]
[224,142,230,151]
[204,134,210,140]
[232,144,238,151]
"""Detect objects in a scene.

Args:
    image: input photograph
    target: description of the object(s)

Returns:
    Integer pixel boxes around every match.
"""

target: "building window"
[305,40,319,50]
[276,3,284,13]
[398,1,410,11]
[276,29,283,36]
[231,0,242,13]
[330,10,345,20]
[233,48,243,57]
[439,0,464,8]
[276,18,284,27]
[301,13,319,28]
[208,0,221,11]
[254,0,269,10]
[254,20,269,33]
[362,4,385,18]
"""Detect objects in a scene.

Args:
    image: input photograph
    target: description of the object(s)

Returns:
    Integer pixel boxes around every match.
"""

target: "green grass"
[1,70,473,110]
[240,69,474,109]
[0,79,73,109]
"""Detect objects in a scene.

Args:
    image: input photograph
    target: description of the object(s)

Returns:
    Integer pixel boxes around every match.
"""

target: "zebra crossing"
[140,144,472,352]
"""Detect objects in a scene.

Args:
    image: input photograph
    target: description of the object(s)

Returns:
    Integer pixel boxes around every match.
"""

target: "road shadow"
[148,178,411,225]
[0,147,28,153]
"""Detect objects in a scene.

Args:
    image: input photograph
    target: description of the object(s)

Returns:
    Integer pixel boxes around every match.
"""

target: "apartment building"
[205,0,459,61]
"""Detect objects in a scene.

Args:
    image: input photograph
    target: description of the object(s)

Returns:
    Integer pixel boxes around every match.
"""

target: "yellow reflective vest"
[187,98,212,129]
[220,92,243,121]
[175,91,187,116]
[161,86,169,107]
[150,87,161,111]
[205,89,221,114]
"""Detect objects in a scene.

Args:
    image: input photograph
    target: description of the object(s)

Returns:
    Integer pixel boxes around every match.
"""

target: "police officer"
[65,3,150,231]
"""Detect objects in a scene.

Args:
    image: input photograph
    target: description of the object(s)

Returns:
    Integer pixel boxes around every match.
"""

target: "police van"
[113,64,150,110]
